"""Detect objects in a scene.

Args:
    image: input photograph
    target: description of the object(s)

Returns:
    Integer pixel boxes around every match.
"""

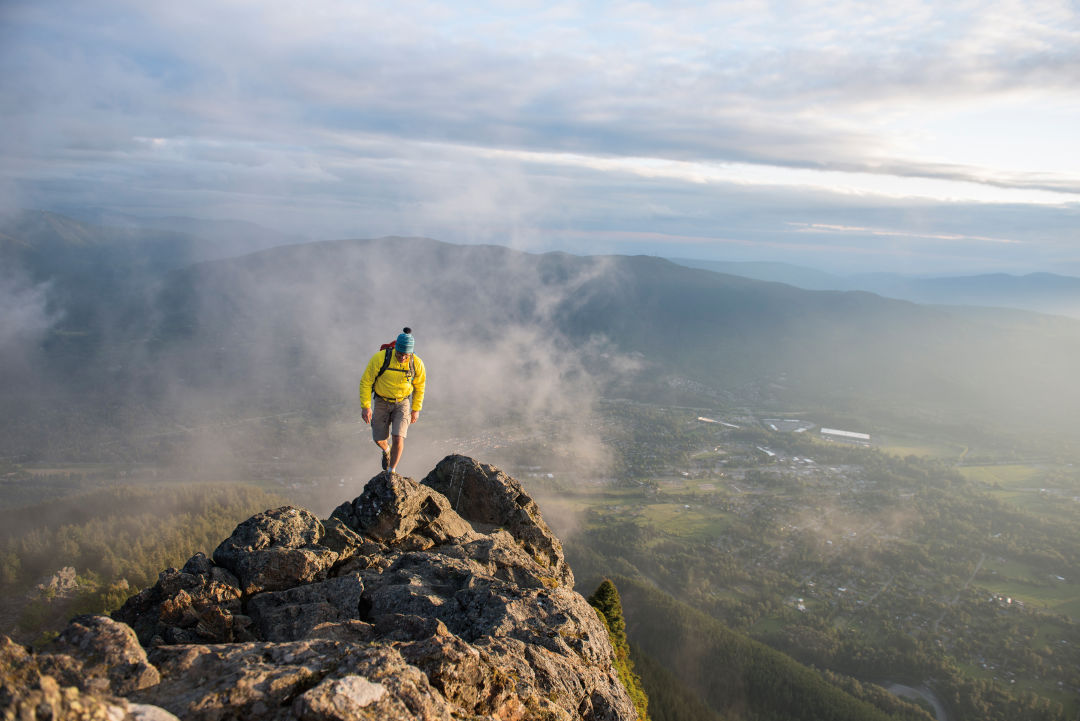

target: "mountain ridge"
[668,257,1080,318]
[6,214,1080,463]
[1,456,638,721]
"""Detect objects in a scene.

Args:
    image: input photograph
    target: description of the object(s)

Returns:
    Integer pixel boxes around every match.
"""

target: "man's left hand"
[410,411,420,424]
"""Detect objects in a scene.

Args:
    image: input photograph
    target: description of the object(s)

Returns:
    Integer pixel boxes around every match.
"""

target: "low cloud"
[0,268,57,384]
[69,235,638,483]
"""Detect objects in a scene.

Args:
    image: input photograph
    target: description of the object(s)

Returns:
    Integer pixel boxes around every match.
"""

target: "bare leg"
[374,438,391,470]
[389,435,405,471]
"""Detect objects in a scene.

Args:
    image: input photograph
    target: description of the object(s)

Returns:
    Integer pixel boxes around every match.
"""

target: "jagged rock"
[247,574,367,642]
[181,552,213,576]
[10,455,635,721]
[0,634,177,721]
[39,614,159,695]
[319,517,369,561]
[213,506,339,595]
[332,472,476,550]
[392,617,494,711]
[138,639,452,721]
[31,566,78,599]
[423,454,574,586]
[292,675,390,721]
[113,555,245,645]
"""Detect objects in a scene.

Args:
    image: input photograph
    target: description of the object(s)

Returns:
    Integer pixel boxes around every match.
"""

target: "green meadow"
[958,464,1047,487]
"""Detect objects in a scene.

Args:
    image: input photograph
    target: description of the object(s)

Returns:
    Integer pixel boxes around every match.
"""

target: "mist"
[150,239,639,520]
[0,268,56,392]
[0,230,648,517]
[6,214,1080,518]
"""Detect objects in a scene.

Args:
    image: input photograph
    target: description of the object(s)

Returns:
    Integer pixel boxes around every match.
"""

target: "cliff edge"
[0,455,637,721]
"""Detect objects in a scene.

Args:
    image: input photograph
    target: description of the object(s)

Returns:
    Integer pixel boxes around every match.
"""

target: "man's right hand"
[361,407,372,424]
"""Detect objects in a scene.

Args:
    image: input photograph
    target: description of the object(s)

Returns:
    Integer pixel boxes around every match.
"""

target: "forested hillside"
[0,482,287,643]
[615,576,931,721]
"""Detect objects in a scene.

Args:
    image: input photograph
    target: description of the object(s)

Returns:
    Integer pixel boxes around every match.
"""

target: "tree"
[589,579,650,721]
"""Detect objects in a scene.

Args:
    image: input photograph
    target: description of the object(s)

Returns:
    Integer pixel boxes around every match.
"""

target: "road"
[887,683,949,721]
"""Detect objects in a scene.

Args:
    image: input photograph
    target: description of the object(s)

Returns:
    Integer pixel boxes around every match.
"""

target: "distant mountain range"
[669,258,1080,319]
[0,210,302,280]
[4,211,1080,459]
[65,209,309,261]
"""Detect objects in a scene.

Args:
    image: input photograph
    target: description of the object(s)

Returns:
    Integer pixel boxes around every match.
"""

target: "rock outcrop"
[1,456,637,721]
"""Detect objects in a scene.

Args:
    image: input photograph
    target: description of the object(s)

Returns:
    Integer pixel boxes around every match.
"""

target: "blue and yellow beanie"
[396,327,415,354]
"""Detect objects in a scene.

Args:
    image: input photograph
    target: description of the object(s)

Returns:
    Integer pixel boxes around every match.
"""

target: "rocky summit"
[0,455,637,721]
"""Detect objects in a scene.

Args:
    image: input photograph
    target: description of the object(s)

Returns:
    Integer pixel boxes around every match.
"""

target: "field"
[980,572,1080,619]
[957,464,1047,487]
[638,502,732,540]
[878,441,969,461]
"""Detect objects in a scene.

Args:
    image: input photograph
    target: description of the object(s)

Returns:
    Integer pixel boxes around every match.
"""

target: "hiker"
[359,327,426,475]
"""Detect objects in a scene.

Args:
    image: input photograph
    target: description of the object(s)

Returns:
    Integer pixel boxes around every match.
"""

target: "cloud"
[788,222,1025,245]
[79,235,634,483]
[2,0,1079,273]
[0,268,57,383]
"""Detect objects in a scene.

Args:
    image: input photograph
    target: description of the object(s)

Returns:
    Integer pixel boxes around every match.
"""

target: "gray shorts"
[371,396,411,441]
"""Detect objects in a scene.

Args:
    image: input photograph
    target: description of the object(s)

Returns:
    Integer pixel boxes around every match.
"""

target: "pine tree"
[589,579,650,721]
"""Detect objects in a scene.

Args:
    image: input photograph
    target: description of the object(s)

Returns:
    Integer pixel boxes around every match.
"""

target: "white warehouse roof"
[820,427,871,440]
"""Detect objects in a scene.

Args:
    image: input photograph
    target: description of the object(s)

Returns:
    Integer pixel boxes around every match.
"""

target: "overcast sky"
[2,0,1078,274]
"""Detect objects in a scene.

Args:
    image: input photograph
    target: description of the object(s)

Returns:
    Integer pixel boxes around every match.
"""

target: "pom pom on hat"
[396,327,415,353]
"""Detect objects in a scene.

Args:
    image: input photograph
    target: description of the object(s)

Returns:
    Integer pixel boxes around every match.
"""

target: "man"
[359,327,426,475]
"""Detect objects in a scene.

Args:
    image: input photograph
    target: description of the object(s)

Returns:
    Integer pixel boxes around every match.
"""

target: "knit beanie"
[396,327,415,354]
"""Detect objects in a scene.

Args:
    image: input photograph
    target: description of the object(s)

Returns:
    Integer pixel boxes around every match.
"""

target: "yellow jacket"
[359,350,426,411]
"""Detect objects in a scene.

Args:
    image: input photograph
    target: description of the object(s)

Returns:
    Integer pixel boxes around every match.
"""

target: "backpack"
[374,342,416,385]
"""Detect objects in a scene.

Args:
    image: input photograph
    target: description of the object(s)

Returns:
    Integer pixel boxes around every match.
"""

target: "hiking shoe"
[381,446,390,470]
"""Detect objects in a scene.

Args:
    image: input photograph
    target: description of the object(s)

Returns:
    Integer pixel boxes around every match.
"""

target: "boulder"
[0,633,175,721]
[213,506,339,595]
[139,639,452,721]
[293,675,391,721]
[113,554,245,645]
[247,574,367,642]
[39,614,160,695]
[423,454,574,585]
[332,473,475,550]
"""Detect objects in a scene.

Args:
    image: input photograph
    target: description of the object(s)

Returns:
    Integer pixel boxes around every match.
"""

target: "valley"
[549,404,1080,720]
[4,399,1079,720]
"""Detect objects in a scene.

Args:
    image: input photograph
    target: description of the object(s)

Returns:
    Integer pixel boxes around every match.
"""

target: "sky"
[1,0,1078,274]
